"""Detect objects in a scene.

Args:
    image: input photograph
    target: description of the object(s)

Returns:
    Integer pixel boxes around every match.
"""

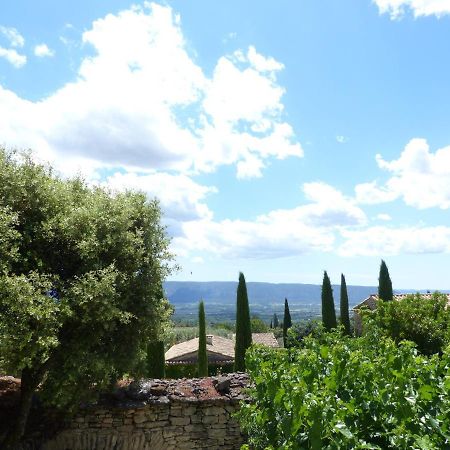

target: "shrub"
[237,328,450,449]
[362,292,450,355]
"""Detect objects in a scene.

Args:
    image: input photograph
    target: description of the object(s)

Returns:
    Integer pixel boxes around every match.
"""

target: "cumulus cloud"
[374,0,450,19]
[34,43,54,57]
[0,47,26,67]
[339,225,450,256]
[0,26,24,47]
[355,139,450,209]
[0,3,302,179]
[0,26,26,67]
[105,171,216,222]
[173,183,366,259]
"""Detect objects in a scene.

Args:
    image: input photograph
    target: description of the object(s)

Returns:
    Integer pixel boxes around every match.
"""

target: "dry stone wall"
[23,373,249,450]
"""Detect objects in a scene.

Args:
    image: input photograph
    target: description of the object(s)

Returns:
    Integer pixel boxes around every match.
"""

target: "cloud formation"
[339,225,450,256]
[356,139,450,209]
[0,25,26,67]
[0,26,24,47]
[174,183,366,259]
[34,43,54,57]
[0,3,302,180]
[374,0,450,19]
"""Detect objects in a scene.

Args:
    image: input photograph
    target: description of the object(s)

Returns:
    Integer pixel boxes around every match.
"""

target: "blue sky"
[1,0,450,289]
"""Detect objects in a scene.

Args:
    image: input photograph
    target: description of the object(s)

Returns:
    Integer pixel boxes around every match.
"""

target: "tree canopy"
[321,271,337,330]
[378,259,393,301]
[234,272,252,371]
[198,300,208,377]
[340,274,351,335]
[0,148,174,446]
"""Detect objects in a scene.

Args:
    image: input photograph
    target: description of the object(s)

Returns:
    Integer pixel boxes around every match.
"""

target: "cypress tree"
[283,298,292,347]
[273,313,279,328]
[321,271,337,330]
[378,260,393,301]
[340,274,351,335]
[146,340,165,379]
[198,300,208,377]
[270,319,273,329]
[234,272,252,371]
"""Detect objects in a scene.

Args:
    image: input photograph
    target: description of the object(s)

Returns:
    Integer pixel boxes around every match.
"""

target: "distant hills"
[164,281,449,322]
[164,281,377,307]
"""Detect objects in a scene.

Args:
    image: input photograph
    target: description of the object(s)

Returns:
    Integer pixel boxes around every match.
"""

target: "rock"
[214,377,231,395]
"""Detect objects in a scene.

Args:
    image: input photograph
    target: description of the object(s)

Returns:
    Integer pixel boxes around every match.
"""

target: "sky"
[1,0,450,289]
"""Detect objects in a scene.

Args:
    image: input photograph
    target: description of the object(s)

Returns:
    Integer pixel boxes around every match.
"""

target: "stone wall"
[19,373,249,450]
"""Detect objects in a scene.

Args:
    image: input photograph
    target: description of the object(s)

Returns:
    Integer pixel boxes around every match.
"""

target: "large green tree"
[234,272,252,371]
[198,300,208,377]
[378,260,393,301]
[340,274,351,335]
[0,149,174,447]
[283,298,292,348]
[321,271,337,330]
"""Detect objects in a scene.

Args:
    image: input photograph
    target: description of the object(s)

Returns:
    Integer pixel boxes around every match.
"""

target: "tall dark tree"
[340,274,351,335]
[273,313,279,328]
[146,341,165,379]
[283,298,292,347]
[321,271,337,330]
[198,300,208,377]
[378,260,393,301]
[234,272,252,371]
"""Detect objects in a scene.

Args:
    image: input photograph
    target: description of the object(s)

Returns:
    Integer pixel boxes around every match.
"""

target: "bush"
[362,292,450,355]
[237,328,450,449]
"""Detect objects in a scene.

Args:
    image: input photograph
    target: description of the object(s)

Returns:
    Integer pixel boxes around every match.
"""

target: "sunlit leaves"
[237,330,450,449]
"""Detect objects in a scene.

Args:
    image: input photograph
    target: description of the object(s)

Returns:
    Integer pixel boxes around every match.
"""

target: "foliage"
[289,318,320,346]
[272,313,279,328]
[0,148,174,445]
[198,301,208,377]
[238,328,450,449]
[321,271,337,330]
[378,259,393,301]
[234,272,252,371]
[251,316,270,333]
[283,298,292,348]
[362,292,450,355]
[146,341,165,379]
[340,274,351,335]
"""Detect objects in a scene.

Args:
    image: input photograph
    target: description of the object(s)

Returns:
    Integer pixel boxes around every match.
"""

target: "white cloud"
[355,139,450,209]
[339,225,450,256]
[34,43,54,57]
[336,135,348,144]
[0,46,26,68]
[105,171,216,222]
[374,0,450,19]
[173,182,366,259]
[0,3,302,179]
[0,26,24,47]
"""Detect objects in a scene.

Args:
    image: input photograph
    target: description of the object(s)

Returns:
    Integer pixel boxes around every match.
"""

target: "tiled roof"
[165,332,280,362]
[165,335,234,362]
[249,333,279,348]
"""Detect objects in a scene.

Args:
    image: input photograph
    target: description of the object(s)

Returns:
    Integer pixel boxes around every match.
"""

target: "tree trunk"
[2,367,40,450]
